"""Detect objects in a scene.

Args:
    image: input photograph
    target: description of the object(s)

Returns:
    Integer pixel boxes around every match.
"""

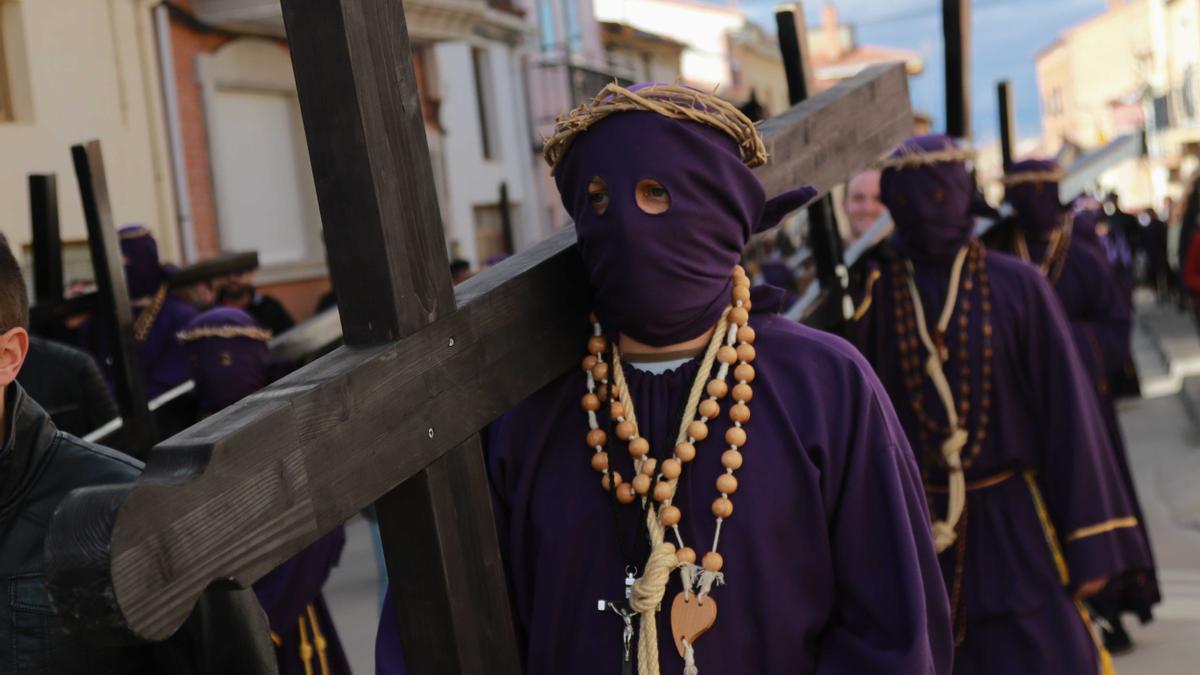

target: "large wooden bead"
[628,437,650,458]
[610,401,626,419]
[687,420,709,442]
[660,505,682,527]
[587,336,608,355]
[587,429,607,448]
[736,344,756,363]
[581,393,601,412]
[698,398,720,420]
[712,496,734,518]
[640,458,658,476]
[675,442,697,463]
[661,458,682,480]
[732,383,753,403]
[706,379,728,399]
[702,551,724,573]
[724,426,746,448]
[717,345,738,365]
[734,363,756,383]
[732,285,751,305]
[616,420,636,441]
[716,473,738,495]
[653,480,673,502]
[730,307,749,326]
[616,483,637,504]
[730,403,751,424]
[591,362,610,382]
[733,274,751,288]
[602,471,622,492]
[591,452,609,472]
[582,355,598,372]
[632,473,652,495]
[721,449,743,470]
[677,547,697,565]
[732,264,747,278]
[737,325,756,344]
[596,383,609,402]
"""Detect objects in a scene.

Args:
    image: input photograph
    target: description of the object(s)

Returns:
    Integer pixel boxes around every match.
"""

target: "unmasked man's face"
[845,169,886,239]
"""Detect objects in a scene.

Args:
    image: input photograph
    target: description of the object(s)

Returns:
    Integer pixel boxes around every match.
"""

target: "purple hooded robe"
[854,137,1148,675]
[376,90,954,675]
[987,161,1159,622]
[84,225,199,399]
[182,308,352,675]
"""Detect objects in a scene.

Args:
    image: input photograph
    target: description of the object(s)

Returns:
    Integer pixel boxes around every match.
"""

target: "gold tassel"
[306,604,332,675]
[298,615,315,675]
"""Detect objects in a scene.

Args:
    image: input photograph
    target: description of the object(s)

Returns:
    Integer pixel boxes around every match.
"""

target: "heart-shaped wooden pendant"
[670,591,717,657]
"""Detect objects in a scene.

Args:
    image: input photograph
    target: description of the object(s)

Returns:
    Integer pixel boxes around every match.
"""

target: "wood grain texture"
[44,66,912,646]
[280,0,454,345]
[754,63,912,198]
[30,174,63,306]
[73,142,157,457]
[378,437,521,675]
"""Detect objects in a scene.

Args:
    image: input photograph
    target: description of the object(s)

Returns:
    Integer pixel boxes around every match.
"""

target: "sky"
[738,0,1109,145]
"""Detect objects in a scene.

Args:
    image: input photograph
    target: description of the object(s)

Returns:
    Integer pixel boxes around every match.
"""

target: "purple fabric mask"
[120,225,164,299]
[555,109,814,346]
[880,135,974,264]
[181,307,270,414]
[1005,159,1063,239]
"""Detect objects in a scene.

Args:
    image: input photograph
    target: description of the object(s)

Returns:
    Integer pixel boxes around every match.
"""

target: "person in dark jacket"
[215,272,296,336]
[0,234,277,675]
[17,336,117,437]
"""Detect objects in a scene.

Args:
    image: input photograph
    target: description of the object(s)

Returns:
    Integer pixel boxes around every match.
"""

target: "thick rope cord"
[906,248,969,553]
[610,308,730,675]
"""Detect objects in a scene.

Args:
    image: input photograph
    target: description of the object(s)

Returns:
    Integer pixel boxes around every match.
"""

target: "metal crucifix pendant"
[596,571,638,675]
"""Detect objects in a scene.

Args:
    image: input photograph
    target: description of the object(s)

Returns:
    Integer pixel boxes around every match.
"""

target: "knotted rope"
[906,248,969,553]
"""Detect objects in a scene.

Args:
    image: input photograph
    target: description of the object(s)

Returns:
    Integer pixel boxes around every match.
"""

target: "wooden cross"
[44,1,911,672]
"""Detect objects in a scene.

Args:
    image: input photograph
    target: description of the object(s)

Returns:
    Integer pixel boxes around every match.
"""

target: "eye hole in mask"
[635,179,670,215]
[588,176,609,215]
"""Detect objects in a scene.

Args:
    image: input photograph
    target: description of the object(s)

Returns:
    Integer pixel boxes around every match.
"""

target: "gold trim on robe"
[1066,517,1139,543]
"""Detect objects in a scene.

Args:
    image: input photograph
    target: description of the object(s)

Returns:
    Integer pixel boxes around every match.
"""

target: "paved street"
[325,297,1200,674]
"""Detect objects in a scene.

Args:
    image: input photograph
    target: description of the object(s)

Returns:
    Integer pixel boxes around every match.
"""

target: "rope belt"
[925,468,1018,494]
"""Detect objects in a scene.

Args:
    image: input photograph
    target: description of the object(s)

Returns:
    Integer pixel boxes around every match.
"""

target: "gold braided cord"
[133,284,169,343]
[1000,169,1064,186]
[543,83,766,171]
[874,145,977,171]
[177,325,273,343]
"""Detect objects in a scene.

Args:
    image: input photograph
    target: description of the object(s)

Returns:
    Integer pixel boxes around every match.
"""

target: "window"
[537,0,557,53]
[562,0,582,54]
[471,47,500,161]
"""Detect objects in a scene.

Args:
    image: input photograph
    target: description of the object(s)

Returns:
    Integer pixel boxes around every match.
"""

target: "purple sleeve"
[1021,272,1145,589]
[252,526,346,633]
[815,358,953,675]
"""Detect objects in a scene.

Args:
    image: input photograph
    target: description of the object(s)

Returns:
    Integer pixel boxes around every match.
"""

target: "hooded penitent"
[855,135,1152,675]
[547,84,814,346]
[379,84,956,675]
[120,225,165,299]
[1003,159,1065,240]
[179,307,271,415]
[879,135,976,264]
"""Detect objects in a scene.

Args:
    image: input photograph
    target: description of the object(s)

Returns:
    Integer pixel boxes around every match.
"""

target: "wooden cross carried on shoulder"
[44,1,911,671]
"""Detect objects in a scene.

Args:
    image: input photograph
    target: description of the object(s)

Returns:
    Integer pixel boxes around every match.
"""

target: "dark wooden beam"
[281,1,515,672]
[30,174,64,306]
[72,141,157,457]
[942,0,971,140]
[998,79,1016,170]
[167,251,259,288]
[281,0,454,345]
[44,63,912,647]
[775,5,843,326]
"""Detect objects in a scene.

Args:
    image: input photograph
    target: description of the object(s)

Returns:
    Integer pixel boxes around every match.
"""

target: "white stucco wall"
[592,0,744,90]
[0,0,176,268]
[434,40,539,266]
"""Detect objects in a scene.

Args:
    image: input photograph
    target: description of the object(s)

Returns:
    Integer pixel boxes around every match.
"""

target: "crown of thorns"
[873,141,977,171]
[177,325,273,343]
[542,83,767,171]
[999,169,1064,186]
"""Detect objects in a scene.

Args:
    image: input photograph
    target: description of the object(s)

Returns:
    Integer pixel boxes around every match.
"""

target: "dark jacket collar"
[0,382,58,533]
